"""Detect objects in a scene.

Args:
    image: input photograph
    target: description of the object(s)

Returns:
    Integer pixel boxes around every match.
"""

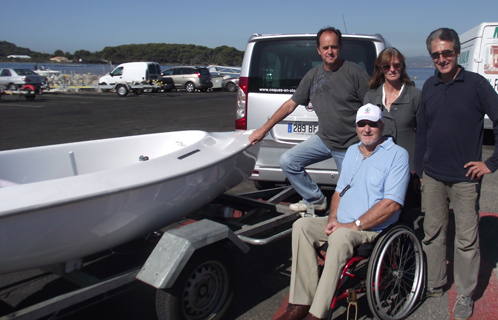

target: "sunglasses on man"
[430,50,455,60]
[357,121,380,128]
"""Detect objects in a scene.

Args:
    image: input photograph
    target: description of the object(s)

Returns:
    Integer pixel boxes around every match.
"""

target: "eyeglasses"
[382,63,402,71]
[357,121,379,128]
[430,50,455,60]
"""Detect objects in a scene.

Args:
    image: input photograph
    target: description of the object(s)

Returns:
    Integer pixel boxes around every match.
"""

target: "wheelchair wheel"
[366,225,424,320]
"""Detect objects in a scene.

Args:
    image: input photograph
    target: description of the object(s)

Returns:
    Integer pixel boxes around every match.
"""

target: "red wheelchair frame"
[325,224,425,320]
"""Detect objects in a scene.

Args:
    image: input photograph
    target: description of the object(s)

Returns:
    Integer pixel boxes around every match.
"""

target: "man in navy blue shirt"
[415,27,498,320]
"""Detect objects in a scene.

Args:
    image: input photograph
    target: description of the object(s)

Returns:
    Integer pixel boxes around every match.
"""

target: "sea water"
[0,62,435,88]
[408,67,436,89]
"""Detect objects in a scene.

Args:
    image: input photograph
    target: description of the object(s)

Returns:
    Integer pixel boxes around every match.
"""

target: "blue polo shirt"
[335,138,410,232]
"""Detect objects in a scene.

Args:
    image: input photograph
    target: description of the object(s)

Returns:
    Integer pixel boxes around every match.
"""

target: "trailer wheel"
[7,83,17,90]
[134,89,144,95]
[99,82,110,92]
[25,91,35,100]
[116,85,129,96]
[155,247,234,320]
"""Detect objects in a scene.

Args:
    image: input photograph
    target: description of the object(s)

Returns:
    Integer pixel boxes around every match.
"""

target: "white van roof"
[460,22,498,43]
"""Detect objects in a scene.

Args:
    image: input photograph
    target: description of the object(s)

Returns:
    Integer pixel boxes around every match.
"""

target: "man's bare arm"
[248,99,299,145]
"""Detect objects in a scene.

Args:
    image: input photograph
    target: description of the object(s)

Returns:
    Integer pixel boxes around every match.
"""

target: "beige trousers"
[421,173,481,296]
[289,216,378,319]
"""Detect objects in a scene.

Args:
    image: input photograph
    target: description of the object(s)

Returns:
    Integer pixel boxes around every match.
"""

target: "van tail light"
[235,77,248,130]
[146,70,149,81]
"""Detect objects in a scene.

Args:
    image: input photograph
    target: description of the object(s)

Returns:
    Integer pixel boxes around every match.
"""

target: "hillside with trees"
[0,41,244,66]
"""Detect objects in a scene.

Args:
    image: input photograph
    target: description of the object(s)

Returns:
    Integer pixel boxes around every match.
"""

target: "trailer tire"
[155,246,234,320]
[99,83,110,92]
[134,89,144,95]
[25,91,35,101]
[116,84,129,97]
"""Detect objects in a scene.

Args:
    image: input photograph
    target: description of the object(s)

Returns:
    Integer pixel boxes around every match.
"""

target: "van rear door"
[246,37,378,144]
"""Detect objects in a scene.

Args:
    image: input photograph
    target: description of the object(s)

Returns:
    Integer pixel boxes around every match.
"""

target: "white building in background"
[7,55,31,59]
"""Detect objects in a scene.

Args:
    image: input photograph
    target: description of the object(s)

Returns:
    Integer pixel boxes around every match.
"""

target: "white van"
[459,22,498,129]
[236,32,387,188]
[98,62,162,86]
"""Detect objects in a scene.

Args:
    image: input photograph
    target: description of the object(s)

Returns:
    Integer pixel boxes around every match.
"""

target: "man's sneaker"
[425,287,444,298]
[453,294,473,320]
[289,198,327,212]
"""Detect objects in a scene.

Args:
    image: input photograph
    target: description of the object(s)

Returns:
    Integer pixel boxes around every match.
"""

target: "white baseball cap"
[356,103,383,123]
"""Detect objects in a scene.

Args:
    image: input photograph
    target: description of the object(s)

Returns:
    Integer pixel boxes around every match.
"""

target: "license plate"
[288,123,318,135]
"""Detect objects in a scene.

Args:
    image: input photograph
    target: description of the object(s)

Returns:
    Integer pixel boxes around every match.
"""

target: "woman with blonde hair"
[364,47,421,214]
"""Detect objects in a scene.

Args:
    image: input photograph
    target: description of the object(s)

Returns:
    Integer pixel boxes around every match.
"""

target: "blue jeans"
[279,134,346,204]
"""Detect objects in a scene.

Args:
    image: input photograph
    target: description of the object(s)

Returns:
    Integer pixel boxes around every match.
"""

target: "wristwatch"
[355,219,363,231]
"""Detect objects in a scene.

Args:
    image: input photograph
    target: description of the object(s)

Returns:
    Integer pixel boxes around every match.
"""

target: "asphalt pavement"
[1,91,497,320]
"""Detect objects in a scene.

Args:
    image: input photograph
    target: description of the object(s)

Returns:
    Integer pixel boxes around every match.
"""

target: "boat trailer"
[0,185,316,320]
[0,85,41,101]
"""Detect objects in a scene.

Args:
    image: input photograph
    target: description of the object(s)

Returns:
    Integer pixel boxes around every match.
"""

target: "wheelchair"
[324,223,425,320]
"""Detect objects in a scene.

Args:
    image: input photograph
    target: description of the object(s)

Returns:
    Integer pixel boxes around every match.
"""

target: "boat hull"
[0,130,259,274]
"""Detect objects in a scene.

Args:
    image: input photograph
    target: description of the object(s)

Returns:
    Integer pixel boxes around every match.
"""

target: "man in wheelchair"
[277,104,410,320]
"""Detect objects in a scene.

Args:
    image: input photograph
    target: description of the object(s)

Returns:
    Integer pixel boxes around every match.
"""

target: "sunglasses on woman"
[382,63,402,71]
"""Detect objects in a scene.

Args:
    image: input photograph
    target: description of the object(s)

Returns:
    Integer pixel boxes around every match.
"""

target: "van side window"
[248,39,376,93]
[111,67,123,76]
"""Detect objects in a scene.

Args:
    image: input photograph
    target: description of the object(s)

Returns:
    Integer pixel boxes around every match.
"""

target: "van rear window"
[248,39,376,93]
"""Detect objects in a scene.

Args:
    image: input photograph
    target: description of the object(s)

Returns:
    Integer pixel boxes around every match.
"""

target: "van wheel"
[185,82,195,93]
[116,85,129,96]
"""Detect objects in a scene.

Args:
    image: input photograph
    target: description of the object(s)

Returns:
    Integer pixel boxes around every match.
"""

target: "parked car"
[161,66,212,92]
[222,77,239,92]
[236,32,387,188]
[0,68,47,90]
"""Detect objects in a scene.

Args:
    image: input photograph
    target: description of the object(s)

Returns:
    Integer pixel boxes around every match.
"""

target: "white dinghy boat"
[0,130,259,274]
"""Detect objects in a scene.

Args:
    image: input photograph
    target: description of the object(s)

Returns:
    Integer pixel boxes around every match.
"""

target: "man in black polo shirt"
[414,27,498,320]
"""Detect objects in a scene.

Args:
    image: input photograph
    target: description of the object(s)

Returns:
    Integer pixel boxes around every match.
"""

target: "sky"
[2,0,497,58]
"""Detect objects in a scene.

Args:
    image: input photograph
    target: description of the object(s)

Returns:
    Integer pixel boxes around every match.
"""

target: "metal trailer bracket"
[136,219,249,289]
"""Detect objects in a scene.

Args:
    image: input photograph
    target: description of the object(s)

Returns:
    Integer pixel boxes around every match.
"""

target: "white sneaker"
[453,295,473,320]
[289,198,327,212]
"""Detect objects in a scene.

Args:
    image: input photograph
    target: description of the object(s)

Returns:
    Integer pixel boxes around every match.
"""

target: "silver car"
[161,66,212,93]
[0,68,47,90]
[222,77,239,92]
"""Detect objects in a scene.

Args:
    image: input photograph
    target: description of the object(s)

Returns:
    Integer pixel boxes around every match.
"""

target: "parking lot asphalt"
[1,91,498,320]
